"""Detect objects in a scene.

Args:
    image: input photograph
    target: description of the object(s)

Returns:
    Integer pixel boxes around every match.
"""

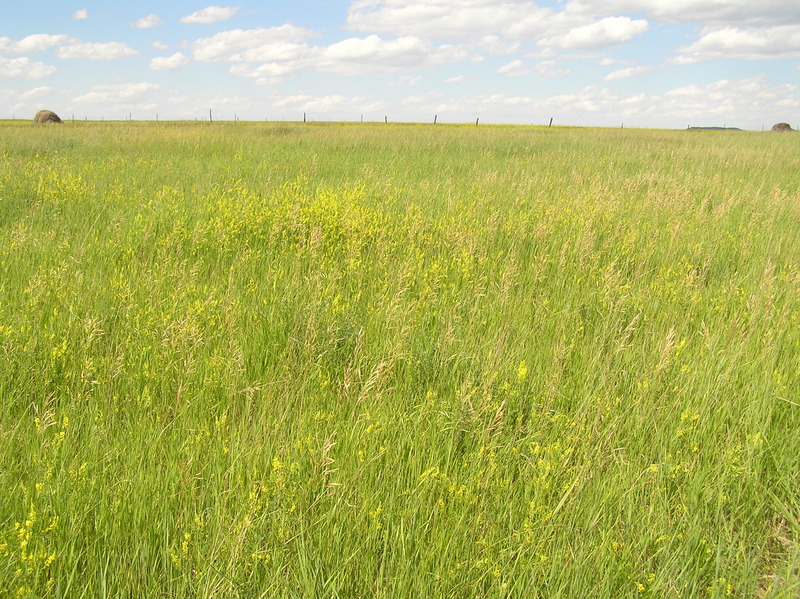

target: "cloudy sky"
[1,1,798,128]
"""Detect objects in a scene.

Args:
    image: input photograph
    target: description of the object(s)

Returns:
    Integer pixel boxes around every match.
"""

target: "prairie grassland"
[0,121,798,598]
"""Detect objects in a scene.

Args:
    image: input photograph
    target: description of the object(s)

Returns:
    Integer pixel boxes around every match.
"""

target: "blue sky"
[1,1,798,128]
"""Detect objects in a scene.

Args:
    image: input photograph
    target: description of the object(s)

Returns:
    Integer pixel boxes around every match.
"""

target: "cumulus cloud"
[324,35,425,68]
[672,25,800,63]
[272,93,357,113]
[73,9,88,20]
[228,63,296,85]
[659,76,797,123]
[565,0,799,26]
[534,60,570,78]
[150,52,190,70]
[652,76,798,124]
[345,0,648,51]
[152,41,169,51]
[180,6,240,24]
[347,0,556,41]
[387,75,423,86]
[56,41,138,60]
[189,25,316,62]
[132,14,164,29]
[498,59,527,76]
[476,35,522,55]
[597,57,634,66]
[73,82,161,104]
[540,16,649,50]
[604,65,653,80]
[0,56,57,78]
[320,35,472,74]
[20,86,52,99]
[0,34,70,56]
[190,26,473,79]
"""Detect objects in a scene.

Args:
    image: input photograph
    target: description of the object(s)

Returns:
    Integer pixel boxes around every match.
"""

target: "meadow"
[0,120,798,598]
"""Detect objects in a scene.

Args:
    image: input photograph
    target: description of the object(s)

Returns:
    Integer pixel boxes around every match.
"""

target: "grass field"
[0,121,798,597]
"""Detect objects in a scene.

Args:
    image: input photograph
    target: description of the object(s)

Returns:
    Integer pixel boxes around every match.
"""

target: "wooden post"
[434,115,437,124]
[476,118,479,125]
[385,116,388,123]
[549,117,553,127]
[209,109,213,123]
[303,112,306,122]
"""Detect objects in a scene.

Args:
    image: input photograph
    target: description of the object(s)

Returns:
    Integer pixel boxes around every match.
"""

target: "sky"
[1,1,798,129]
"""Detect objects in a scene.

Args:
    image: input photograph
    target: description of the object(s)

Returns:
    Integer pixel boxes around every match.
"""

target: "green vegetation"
[1,121,798,597]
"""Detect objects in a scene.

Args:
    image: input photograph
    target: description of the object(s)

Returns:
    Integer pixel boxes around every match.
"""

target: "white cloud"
[344,0,652,54]
[387,75,423,86]
[152,41,169,51]
[445,75,468,83]
[565,0,799,27]
[150,52,190,70]
[347,0,560,42]
[190,26,473,80]
[132,15,164,29]
[548,86,610,112]
[476,35,521,55]
[498,59,527,76]
[0,34,70,56]
[406,91,443,105]
[534,60,570,78]
[302,95,350,112]
[20,86,52,99]
[180,6,240,25]
[56,41,138,60]
[672,25,800,63]
[229,63,295,85]
[540,16,649,50]
[654,76,799,125]
[598,57,634,66]
[73,9,88,21]
[73,82,161,104]
[604,65,653,80]
[189,26,316,62]
[320,35,471,75]
[0,56,57,78]
[498,58,568,78]
[272,93,358,113]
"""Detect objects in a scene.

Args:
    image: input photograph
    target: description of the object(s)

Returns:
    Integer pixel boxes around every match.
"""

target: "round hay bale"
[771,122,793,132]
[33,110,63,124]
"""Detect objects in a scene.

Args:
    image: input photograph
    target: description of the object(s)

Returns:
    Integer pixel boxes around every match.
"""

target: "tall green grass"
[1,121,798,597]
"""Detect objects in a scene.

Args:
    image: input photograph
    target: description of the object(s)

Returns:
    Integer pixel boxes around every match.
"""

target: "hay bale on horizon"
[771,122,794,132]
[33,110,63,124]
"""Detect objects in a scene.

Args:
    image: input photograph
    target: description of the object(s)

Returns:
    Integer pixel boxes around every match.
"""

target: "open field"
[0,121,798,597]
